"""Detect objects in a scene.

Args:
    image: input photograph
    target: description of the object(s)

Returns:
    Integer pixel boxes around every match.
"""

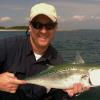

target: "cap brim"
[30,12,57,22]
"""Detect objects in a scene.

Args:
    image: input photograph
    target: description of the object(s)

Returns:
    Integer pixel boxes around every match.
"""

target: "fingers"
[64,83,83,97]
[73,83,84,93]
[64,89,75,97]
[64,83,90,97]
[0,72,27,94]
[1,83,19,94]
[6,72,15,78]
[6,79,26,93]
[7,84,18,93]
[5,72,27,85]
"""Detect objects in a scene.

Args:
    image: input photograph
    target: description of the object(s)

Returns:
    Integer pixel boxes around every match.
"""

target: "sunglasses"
[31,21,57,30]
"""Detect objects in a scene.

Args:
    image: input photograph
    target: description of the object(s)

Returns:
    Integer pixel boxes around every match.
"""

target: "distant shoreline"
[0,29,26,31]
[0,29,100,32]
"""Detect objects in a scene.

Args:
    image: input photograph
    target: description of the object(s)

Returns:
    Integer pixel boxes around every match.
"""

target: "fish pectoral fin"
[81,74,91,87]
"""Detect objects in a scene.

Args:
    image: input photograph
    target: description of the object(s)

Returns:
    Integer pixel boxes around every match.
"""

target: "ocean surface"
[0,30,100,100]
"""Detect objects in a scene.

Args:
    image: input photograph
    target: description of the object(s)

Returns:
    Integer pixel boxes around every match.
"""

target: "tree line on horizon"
[0,26,28,30]
[0,26,100,31]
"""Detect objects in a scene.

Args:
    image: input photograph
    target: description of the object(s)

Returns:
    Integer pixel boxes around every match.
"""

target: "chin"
[39,42,49,47]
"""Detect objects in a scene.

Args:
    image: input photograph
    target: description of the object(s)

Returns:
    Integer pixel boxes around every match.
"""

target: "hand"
[0,72,27,93]
[63,83,90,97]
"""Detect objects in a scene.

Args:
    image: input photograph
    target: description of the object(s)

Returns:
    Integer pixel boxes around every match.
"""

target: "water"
[53,30,100,64]
[0,30,100,99]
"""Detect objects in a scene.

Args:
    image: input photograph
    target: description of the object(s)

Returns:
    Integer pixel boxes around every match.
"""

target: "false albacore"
[25,52,100,92]
[25,63,100,92]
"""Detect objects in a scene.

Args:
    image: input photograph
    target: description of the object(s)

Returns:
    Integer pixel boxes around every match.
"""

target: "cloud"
[0,17,12,22]
[72,15,88,21]
[71,15,100,22]
[94,16,100,20]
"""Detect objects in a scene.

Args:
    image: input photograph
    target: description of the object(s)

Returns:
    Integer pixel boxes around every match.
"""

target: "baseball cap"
[30,3,57,22]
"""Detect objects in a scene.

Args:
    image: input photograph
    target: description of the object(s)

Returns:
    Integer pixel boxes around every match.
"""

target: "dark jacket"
[0,35,70,100]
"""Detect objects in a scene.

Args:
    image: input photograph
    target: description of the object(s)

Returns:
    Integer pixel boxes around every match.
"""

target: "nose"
[40,27,47,34]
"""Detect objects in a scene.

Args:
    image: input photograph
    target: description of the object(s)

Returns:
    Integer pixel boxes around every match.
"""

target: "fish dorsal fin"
[72,51,85,64]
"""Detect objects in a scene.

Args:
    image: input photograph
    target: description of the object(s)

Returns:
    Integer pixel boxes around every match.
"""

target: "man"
[0,3,88,100]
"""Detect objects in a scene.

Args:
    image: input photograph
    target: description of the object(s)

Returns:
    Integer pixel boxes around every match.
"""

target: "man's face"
[29,14,57,49]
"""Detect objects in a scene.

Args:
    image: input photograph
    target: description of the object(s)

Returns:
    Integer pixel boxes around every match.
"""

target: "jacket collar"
[25,37,57,62]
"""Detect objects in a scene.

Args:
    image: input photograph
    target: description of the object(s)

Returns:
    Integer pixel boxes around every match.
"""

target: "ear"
[28,23,31,33]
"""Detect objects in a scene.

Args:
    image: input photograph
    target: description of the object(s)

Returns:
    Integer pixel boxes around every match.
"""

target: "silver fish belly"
[25,64,100,90]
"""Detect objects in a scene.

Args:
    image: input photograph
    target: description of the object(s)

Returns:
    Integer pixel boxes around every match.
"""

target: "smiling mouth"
[39,35,48,40]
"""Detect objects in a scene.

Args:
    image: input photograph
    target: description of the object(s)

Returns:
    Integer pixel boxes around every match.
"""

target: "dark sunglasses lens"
[46,23,56,30]
[32,22,57,30]
[32,22,42,29]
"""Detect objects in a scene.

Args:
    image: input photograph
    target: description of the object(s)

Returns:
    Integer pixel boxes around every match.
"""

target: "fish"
[25,52,100,92]
[25,63,100,92]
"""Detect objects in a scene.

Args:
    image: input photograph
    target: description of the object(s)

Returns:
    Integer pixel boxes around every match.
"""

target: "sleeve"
[17,84,47,100]
[47,89,70,100]
[0,38,6,64]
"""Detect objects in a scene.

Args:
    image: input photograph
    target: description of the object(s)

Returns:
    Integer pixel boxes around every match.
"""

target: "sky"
[0,0,100,30]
